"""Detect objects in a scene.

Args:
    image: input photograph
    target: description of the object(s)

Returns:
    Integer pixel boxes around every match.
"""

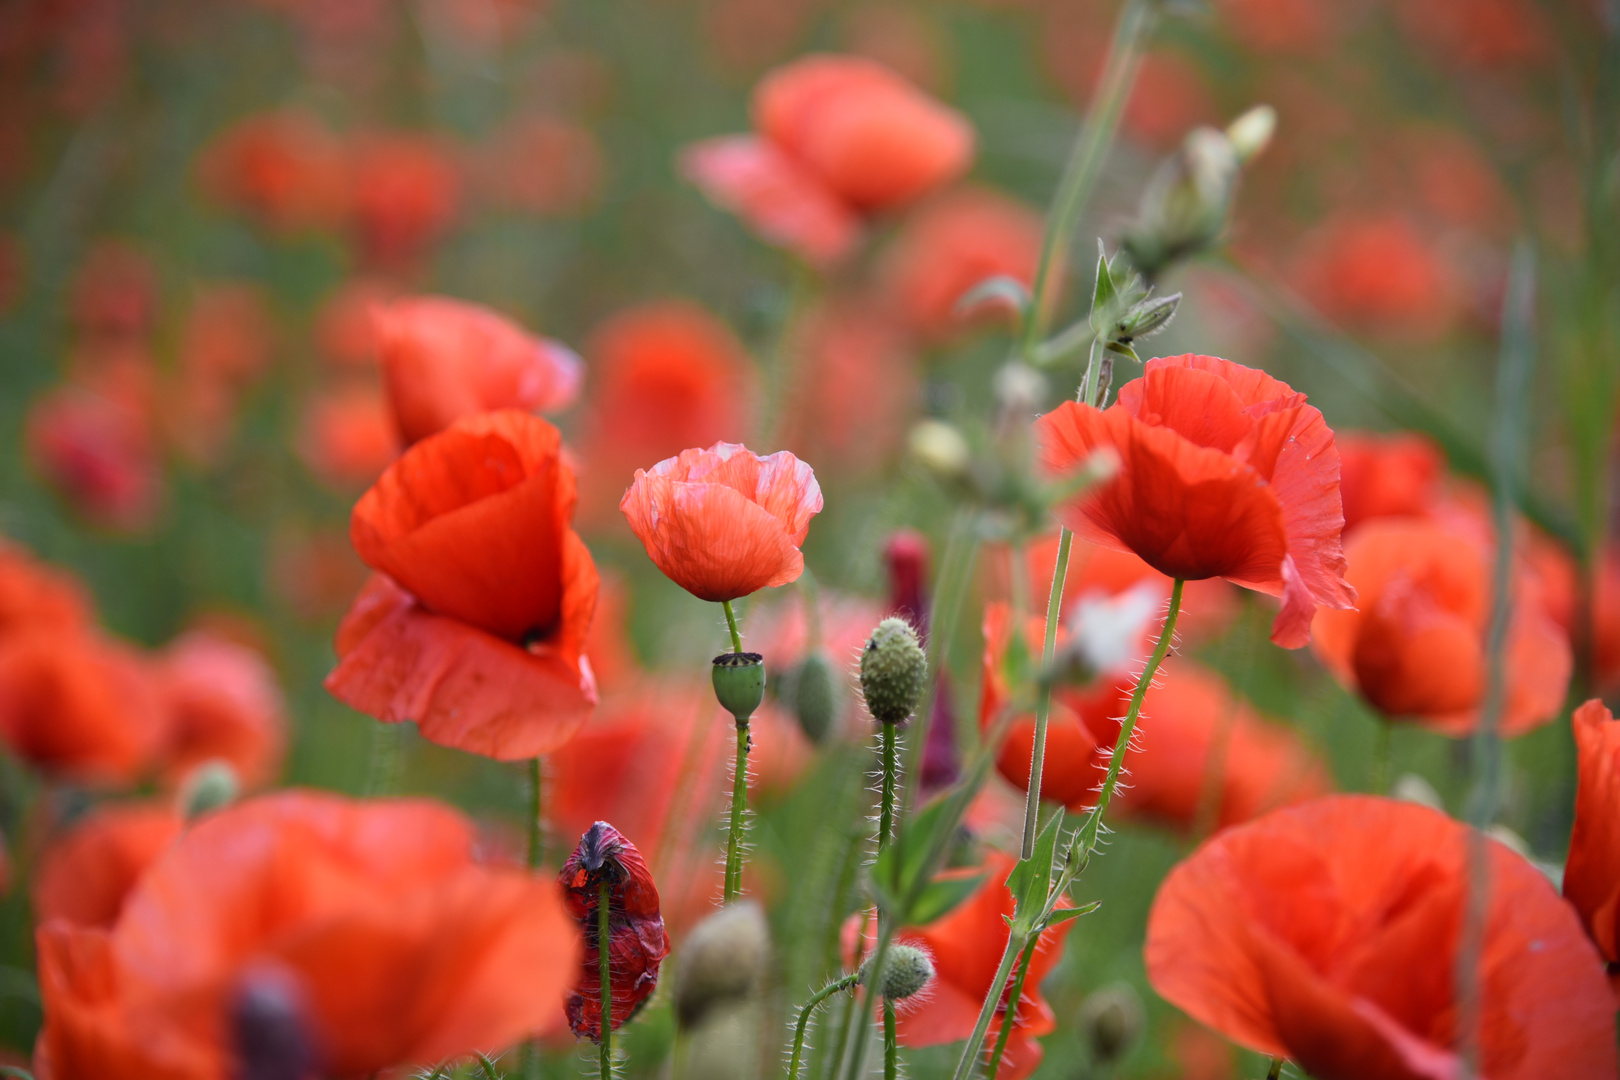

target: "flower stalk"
[598,875,613,1080]
[787,974,859,1080]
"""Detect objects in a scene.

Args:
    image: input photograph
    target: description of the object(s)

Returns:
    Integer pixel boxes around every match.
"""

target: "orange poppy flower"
[1292,214,1457,341]
[347,133,461,269]
[1566,699,1620,983]
[0,628,164,785]
[680,136,862,266]
[1145,795,1617,1079]
[326,410,599,760]
[197,110,350,234]
[0,540,90,642]
[374,295,582,446]
[1336,431,1444,533]
[33,802,181,929]
[620,442,822,603]
[153,631,286,789]
[1311,517,1570,736]
[1037,354,1356,648]
[34,791,581,1080]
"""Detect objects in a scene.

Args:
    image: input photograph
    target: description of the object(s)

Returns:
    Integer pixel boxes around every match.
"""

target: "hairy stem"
[949,931,1027,1080]
[599,876,613,1079]
[788,975,860,1080]
[1267,1058,1284,1080]
[722,599,744,654]
[883,1000,899,1080]
[879,722,899,851]
[985,935,1041,1080]
[1020,527,1074,858]
[724,720,750,903]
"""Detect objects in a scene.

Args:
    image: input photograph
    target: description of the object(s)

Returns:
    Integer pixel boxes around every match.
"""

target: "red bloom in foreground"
[153,631,286,788]
[1311,517,1570,736]
[559,822,670,1042]
[620,442,822,603]
[1146,796,1616,1079]
[1566,699,1620,977]
[35,792,581,1080]
[1037,354,1356,647]
[326,410,599,760]
[375,295,582,445]
[33,803,181,930]
[1336,431,1444,533]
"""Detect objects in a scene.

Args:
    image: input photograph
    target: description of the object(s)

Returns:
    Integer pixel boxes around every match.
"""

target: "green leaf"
[905,872,986,925]
[954,275,1033,321]
[1043,900,1102,928]
[1103,340,1140,364]
[1006,808,1064,931]
[1090,240,1119,332]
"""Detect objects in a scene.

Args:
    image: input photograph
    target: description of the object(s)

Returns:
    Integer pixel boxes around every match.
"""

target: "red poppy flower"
[0,541,90,643]
[1293,215,1457,341]
[33,803,181,930]
[1337,431,1444,533]
[680,136,861,267]
[0,628,164,785]
[296,383,402,491]
[1036,354,1356,648]
[375,295,582,445]
[153,631,286,789]
[326,410,599,760]
[559,822,670,1042]
[69,242,157,341]
[34,791,581,1080]
[1311,517,1570,736]
[1145,795,1617,1079]
[347,134,461,269]
[27,380,161,533]
[620,442,822,603]
[198,110,350,234]
[1566,699,1620,981]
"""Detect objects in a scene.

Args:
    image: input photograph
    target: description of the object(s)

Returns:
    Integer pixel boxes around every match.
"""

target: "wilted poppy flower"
[198,110,350,234]
[1566,699,1620,982]
[681,135,862,266]
[559,822,670,1042]
[153,631,286,789]
[1293,215,1456,340]
[348,133,461,268]
[1145,795,1617,1079]
[326,410,599,760]
[0,541,90,642]
[1311,516,1570,736]
[33,802,181,929]
[620,442,822,603]
[374,295,582,445]
[1037,354,1356,648]
[34,791,581,1080]
[27,381,161,532]
[0,629,164,785]
[296,383,402,490]
[1336,431,1444,533]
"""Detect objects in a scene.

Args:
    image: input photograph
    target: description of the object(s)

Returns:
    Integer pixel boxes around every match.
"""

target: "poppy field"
[2,1,1619,1078]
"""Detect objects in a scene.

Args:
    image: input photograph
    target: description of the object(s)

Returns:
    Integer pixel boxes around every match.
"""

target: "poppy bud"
[860,943,935,1001]
[712,652,766,722]
[860,618,928,725]
[908,419,972,480]
[1225,104,1276,164]
[1112,293,1181,344]
[672,900,771,1030]
[1121,126,1240,281]
[786,650,841,744]
[1078,982,1144,1064]
[179,759,240,821]
[231,966,319,1080]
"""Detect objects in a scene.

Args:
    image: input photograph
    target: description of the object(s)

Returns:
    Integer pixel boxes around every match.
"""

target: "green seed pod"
[790,650,841,744]
[179,759,240,822]
[672,901,771,1031]
[861,944,935,1001]
[1078,982,1145,1064]
[859,617,927,725]
[712,652,765,722]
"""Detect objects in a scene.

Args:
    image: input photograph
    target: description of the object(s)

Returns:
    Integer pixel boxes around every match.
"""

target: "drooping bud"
[230,965,319,1080]
[179,759,240,822]
[672,901,771,1030]
[786,650,841,744]
[860,618,927,725]
[1225,104,1276,163]
[712,652,765,722]
[908,419,972,481]
[1078,982,1145,1064]
[860,944,935,1001]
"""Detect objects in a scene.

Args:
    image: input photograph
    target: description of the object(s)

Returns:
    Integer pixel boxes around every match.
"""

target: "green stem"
[879,722,899,851]
[527,757,544,869]
[1018,0,1156,361]
[599,875,613,1079]
[789,975,860,1080]
[1369,720,1392,795]
[1020,527,1074,858]
[1267,1058,1284,1080]
[724,720,750,903]
[883,1000,899,1080]
[476,1054,502,1080]
[984,934,1041,1080]
[842,916,893,1080]
[722,599,744,654]
[949,931,1027,1080]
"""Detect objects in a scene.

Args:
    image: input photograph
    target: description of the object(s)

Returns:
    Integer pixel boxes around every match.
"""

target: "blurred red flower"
[198,110,350,234]
[1213,0,1341,55]
[0,540,91,643]
[620,442,822,603]
[1311,516,1569,736]
[477,116,604,217]
[153,631,286,789]
[27,375,161,532]
[778,297,917,470]
[1293,214,1457,340]
[1145,796,1617,1079]
[680,136,862,266]
[1566,699,1620,986]
[327,410,599,760]
[348,133,461,269]
[375,294,582,445]
[296,383,402,490]
[559,821,670,1042]
[169,284,276,463]
[69,242,157,340]
[313,279,394,369]
[1337,431,1444,533]
[33,803,181,930]
[34,791,581,1079]
[1394,0,1553,70]
[1037,354,1356,647]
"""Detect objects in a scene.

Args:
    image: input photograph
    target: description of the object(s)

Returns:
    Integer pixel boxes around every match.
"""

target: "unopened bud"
[672,901,771,1031]
[788,650,841,744]
[1078,982,1144,1064]
[993,362,1047,416]
[861,944,935,1001]
[180,759,240,822]
[712,652,766,722]
[860,618,927,725]
[1122,126,1239,280]
[908,420,972,480]
[1113,293,1181,343]
[1225,104,1276,164]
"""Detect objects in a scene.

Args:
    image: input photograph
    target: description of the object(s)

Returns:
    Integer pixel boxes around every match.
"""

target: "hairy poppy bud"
[1078,982,1144,1064]
[231,966,319,1080]
[712,652,766,722]
[860,617,927,725]
[179,759,240,821]
[784,650,841,744]
[860,943,935,1001]
[672,901,771,1030]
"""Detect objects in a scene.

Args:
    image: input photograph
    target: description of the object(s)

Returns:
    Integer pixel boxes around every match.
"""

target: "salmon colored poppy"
[34,791,582,1080]
[33,803,181,930]
[296,383,402,491]
[326,410,599,760]
[347,133,461,269]
[198,110,350,234]
[681,135,862,266]
[1336,431,1444,533]
[1311,517,1570,736]
[1566,699,1620,983]
[620,442,822,603]
[0,629,164,785]
[559,822,670,1041]
[153,631,286,789]
[0,541,90,642]
[1145,795,1617,1079]
[1037,354,1356,648]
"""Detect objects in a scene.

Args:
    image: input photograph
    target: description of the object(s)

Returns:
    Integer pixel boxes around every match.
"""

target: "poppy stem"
[878,721,899,851]
[883,999,898,1080]
[787,974,859,1079]
[1267,1057,1285,1080]
[527,757,544,869]
[598,874,613,1079]
[948,930,1027,1080]
[724,719,750,903]
[722,599,744,654]
[1369,720,1392,795]
[983,934,1041,1080]
[1020,526,1074,859]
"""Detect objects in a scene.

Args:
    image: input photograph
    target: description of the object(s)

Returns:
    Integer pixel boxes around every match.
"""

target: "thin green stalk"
[949,931,1027,1080]
[527,757,544,869]
[1266,1059,1284,1080]
[878,722,899,851]
[722,599,744,654]
[984,935,1041,1080]
[1018,0,1157,361]
[476,1053,502,1080]
[789,975,860,1080]
[843,916,893,1080]
[599,875,614,1080]
[725,720,751,903]
[883,1000,899,1080]
[1369,720,1392,795]
[1020,527,1074,858]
